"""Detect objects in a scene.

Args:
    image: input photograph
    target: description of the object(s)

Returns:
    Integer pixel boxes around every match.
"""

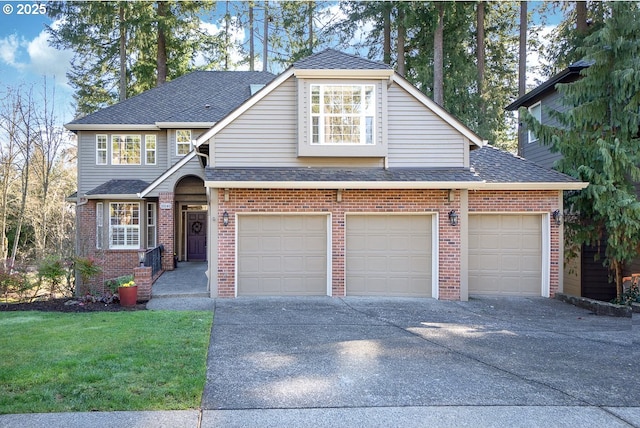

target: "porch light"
[448,210,459,226]
[552,209,562,226]
[138,249,146,267]
[223,211,229,227]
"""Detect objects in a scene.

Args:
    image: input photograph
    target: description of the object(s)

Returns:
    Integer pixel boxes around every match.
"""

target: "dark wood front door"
[187,212,207,261]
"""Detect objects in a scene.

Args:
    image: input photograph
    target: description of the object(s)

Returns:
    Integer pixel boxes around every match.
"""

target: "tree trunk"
[612,259,624,302]
[156,1,168,86]
[224,1,230,70]
[397,5,405,76]
[249,1,255,71]
[477,1,485,116]
[433,2,444,106]
[576,1,588,34]
[263,0,268,71]
[118,4,127,101]
[383,3,391,65]
[518,1,527,98]
[308,1,313,54]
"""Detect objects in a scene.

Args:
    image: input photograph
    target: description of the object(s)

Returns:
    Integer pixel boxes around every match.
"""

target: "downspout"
[192,139,210,166]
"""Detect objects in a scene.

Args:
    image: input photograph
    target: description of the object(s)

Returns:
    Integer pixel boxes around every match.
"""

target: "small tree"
[523,2,640,301]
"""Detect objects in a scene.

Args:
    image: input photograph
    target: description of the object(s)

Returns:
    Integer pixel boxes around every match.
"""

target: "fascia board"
[155,122,215,128]
[204,180,485,190]
[293,69,395,79]
[64,124,160,131]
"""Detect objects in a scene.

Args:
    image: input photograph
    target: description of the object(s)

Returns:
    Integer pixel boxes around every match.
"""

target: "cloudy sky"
[0,1,560,124]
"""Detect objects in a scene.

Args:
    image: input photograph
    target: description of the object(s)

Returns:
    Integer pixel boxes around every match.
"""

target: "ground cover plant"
[0,311,213,414]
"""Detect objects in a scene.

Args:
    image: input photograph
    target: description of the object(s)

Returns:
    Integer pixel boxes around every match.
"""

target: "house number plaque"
[160,203,172,210]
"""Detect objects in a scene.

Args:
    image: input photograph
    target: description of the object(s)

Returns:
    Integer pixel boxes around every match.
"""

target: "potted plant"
[117,276,138,307]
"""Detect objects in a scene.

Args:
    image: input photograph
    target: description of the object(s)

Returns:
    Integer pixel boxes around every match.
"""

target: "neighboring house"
[506,60,618,301]
[66,49,586,301]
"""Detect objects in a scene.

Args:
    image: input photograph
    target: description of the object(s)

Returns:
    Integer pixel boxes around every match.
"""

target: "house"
[506,60,620,302]
[66,49,586,301]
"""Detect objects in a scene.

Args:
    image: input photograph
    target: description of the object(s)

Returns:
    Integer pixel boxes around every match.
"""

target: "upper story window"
[111,135,141,165]
[311,84,375,145]
[145,135,156,165]
[176,130,191,156]
[96,135,108,165]
[528,102,541,144]
[109,202,140,249]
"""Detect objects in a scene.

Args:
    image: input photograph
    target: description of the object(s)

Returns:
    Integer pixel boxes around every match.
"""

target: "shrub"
[38,257,67,298]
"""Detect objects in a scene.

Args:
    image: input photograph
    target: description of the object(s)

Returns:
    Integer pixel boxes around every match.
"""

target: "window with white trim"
[147,202,157,248]
[145,135,156,165]
[176,130,191,156]
[111,135,141,164]
[109,202,140,249]
[96,202,103,249]
[96,135,107,165]
[528,102,542,143]
[311,84,375,145]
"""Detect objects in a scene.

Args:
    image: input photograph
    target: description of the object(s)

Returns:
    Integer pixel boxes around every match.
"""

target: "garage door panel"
[346,215,433,297]
[469,214,542,296]
[238,215,327,296]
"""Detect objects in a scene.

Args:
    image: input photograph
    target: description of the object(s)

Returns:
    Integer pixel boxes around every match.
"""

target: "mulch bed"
[0,298,147,312]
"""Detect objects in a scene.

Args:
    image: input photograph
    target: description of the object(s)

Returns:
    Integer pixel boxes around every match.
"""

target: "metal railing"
[143,245,164,277]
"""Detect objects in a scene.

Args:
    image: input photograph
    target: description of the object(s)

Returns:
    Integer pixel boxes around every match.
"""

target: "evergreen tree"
[523,2,640,300]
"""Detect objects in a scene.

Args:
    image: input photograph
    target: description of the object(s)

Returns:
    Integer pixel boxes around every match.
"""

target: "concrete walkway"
[145,261,214,311]
[1,296,638,428]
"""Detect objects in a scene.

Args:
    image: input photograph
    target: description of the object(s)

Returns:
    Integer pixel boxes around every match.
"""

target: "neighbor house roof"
[505,59,593,110]
[66,71,275,129]
[203,146,586,191]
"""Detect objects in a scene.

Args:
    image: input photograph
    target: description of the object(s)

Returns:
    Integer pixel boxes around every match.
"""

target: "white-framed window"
[111,135,141,165]
[147,202,157,248]
[176,130,191,156]
[96,202,103,249]
[310,84,375,145]
[145,135,156,165]
[109,202,140,249]
[528,102,542,143]
[96,135,107,165]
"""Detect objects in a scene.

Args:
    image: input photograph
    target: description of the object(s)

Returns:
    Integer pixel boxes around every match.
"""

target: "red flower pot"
[118,286,138,307]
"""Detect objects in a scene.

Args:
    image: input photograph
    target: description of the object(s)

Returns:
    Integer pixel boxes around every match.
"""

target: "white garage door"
[346,214,433,297]
[469,214,542,296]
[237,215,327,296]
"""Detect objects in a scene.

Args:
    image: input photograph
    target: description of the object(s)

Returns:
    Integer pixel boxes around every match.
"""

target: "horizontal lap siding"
[387,84,465,168]
[521,91,567,169]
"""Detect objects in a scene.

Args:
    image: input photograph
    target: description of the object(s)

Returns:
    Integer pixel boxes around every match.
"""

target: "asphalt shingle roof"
[68,71,275,125]
[293,49,392,70]
[469,145,580,183]
[86,179,150,195]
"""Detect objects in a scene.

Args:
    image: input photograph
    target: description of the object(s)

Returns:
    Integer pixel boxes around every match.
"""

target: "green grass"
[0,311,213,414]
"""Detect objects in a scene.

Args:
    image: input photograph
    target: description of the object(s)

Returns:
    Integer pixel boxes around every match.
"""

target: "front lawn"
[0,311,213,414]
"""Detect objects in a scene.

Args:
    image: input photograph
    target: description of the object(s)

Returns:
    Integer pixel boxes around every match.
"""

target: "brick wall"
[158,192,175,271]
[217,188,461,299]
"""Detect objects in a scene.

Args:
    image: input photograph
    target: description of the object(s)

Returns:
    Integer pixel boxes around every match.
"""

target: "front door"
[187,211,207,261]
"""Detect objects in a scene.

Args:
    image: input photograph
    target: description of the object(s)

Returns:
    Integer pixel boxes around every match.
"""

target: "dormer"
[293,50,394,157]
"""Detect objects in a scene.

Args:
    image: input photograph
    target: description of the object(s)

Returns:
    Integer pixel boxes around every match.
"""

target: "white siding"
[387,83,466,167]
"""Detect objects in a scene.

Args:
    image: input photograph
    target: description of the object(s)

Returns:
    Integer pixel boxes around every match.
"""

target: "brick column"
[134,266,152,301]
[159,192,175,271]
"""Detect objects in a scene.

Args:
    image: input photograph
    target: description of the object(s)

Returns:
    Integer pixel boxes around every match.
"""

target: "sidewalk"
[145,262,214,311]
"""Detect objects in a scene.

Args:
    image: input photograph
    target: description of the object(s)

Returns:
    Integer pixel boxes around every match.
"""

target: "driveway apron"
[202,297,637,411]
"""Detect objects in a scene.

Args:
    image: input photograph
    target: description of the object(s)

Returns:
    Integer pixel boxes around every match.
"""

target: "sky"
[0,1,563,124]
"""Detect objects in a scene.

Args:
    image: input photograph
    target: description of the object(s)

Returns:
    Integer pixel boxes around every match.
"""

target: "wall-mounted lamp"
[448,210,459,226]
[552,209,562,226]
[137,249,146,267]
[223,211,229,227]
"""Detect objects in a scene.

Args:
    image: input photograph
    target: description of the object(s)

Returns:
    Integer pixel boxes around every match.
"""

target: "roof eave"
[65,124,160,131]
[478,182,588,191]
[155,122,216,129]
[84,193,143,200]
[293,69,395,79]
[205,180,484,190]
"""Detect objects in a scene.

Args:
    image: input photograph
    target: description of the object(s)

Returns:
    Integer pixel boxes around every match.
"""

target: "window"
[145,135,156,165]
[96,202,103,249]
[96,135,107,165]
[176,130,191,156]
[528,102,542,143]
[311,84,375,145]
[109,202,140,249]
[111,135,141,164]
[147,203,157,248]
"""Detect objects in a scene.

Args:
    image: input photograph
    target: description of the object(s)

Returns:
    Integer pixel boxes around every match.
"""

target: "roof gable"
[293,49,392,70]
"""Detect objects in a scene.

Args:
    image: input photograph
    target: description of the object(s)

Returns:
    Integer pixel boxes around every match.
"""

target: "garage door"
[469,214,542,296]
[346,214,433,297]
[237,215,327,296]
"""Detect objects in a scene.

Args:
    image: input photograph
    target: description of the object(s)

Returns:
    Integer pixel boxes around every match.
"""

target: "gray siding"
[149,156,205,196]
[521,91,567,170]
[77,130,169,195]
[167,128,210,167]
[387,83,465,167]
[213,76,382,168]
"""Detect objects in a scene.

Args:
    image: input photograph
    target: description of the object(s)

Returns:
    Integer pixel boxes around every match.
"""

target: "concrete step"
[151,291,210,299]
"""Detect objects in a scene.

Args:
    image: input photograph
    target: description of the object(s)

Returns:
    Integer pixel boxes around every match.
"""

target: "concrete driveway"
[202,296,639,427]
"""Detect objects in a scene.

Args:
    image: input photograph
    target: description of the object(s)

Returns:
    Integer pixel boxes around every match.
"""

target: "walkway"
[145,261,214,311]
